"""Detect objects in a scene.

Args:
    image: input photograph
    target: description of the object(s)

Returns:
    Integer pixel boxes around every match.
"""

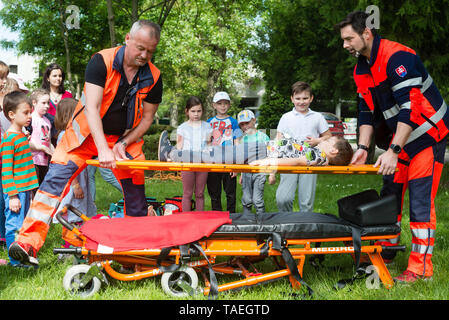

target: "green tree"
[0,0,112,96]
[152,0,262,124]
[252,0,449,127]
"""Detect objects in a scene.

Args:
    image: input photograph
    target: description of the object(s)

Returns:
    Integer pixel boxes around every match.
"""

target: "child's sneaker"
[8,241,39,266]
[158,130,173,161]
[8,262,37,269]
[0,258,7,266]
[394,270,432,284]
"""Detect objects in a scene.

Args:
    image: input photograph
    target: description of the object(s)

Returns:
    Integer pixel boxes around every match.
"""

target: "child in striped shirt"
[0,91,39,267]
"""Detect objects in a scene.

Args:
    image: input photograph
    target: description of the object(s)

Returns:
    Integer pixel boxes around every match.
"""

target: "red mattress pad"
[79,211,231,253]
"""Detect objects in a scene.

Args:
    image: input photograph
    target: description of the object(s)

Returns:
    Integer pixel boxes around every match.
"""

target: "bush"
[146,124,172,135]
[257,88,290,130]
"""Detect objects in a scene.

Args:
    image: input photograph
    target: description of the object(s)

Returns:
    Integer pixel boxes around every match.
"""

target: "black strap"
[191,243,219,300]
[270,233,314,297]
[351,226,362,270]
[334,226,366,290]
[157,247,180,273]
[281,246,314,297]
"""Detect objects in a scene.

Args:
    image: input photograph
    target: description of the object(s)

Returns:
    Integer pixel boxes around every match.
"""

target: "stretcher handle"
[55,204,86,231]
[53,247,81,255]
[382,245,406,252]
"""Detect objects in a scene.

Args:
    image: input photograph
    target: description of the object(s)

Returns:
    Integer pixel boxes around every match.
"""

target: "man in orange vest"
[337,11,448,283]
[9,20,163,266]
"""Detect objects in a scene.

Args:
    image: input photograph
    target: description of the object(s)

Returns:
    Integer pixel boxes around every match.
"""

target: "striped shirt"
[1,131,39,196]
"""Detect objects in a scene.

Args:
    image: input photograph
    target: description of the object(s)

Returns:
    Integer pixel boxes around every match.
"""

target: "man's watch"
[120,140,128,147]
[357,144,369,151]
[389,144,402,154]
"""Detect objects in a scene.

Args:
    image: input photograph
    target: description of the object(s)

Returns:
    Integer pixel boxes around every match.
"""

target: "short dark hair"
[291,81,313,97]
[335,10,377,36]
[2,91,31,121]
[328,136,354,166]
[185,96,203,111]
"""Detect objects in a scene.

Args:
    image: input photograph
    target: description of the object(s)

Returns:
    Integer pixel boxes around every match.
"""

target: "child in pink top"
[29,88,54,184]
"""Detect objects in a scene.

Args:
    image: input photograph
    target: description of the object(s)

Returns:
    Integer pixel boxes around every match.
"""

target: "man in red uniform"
[9,20,163,266]
[337,11,448,283]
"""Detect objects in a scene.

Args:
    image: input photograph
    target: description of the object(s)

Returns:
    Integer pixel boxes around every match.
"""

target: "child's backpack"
[163,196,182,214]
[162,196,195,215]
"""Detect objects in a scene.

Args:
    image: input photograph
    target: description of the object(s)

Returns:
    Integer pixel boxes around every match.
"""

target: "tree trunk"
[57,1,73,93]
[106,0,117,47]
[170,75,182,128]
[131,0,139,23]
[204,46,226,119]
[158,0,176,28]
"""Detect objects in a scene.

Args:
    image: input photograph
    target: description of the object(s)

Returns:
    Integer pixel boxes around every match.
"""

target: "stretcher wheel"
[63,264,102,297]
[161,266,198,297]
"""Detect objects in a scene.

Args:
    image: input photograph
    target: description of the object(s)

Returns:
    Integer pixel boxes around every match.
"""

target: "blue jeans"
[3,191,31,265]
[0,170,5,242]
[87,165,122,201]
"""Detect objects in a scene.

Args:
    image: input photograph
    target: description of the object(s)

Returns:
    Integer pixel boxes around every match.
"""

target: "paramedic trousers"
[379,138,446,277]
[17,135,147,253]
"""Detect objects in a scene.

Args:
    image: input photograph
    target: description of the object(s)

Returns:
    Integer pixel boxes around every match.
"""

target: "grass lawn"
[1,168,449,301]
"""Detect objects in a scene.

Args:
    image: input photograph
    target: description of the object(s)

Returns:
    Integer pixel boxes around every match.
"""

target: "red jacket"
[354,35,448,156]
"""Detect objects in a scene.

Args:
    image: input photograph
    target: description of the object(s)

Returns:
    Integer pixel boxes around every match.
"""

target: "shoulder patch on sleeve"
[395,65,407,78]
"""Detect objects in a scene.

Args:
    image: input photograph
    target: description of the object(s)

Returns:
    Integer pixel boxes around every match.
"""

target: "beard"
[348,36,368,58]
[135,58,147,66]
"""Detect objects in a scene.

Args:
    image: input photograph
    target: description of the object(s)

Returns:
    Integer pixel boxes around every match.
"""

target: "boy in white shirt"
[275,81,331,213]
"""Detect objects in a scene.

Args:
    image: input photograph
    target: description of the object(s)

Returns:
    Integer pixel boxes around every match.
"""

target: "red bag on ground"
[79,211,231,253]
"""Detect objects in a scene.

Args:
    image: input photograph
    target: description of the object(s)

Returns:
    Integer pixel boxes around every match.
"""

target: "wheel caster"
[63,264,103,297]
[161,266,198,297]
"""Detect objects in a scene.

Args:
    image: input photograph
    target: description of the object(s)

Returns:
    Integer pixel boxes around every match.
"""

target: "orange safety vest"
[58,46,160,154]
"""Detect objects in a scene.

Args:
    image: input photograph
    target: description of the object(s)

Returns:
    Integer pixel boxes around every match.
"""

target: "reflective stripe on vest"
[411,228,435,255]
[407,101,447,144]
[412,243,433,255]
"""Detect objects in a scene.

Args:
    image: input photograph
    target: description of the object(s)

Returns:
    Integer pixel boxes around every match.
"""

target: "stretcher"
[54,160,399,298]
[54,201,402,298]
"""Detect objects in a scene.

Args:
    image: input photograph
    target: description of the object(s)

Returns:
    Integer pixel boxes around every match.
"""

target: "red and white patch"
[395,65,407,77]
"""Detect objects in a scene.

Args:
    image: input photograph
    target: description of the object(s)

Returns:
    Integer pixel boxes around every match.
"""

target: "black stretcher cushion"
[215,212,400,239]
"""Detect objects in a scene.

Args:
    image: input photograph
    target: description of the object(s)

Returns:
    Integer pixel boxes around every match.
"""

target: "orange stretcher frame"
[56,160,397,297]
[85,159,385,175]
[55,206,399,298]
